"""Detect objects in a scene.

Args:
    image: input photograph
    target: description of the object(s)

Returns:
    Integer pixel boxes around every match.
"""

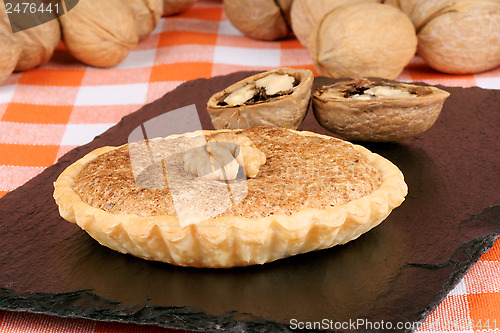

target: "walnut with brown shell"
[0,8,20,84]
[382,0,419,16]
[290,0,383,47]
[385,0,500,74]
[13,19,61,72]
[223,0,292,41]
[415,0,500,74]
[207,68,314,130]
[59,0,139,68]
[312,78,450,142]
[162,0,196,16]
[129,0,163,40]
[308,2,417,80]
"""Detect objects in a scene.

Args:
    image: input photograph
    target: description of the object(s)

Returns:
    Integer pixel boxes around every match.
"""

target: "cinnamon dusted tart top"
[73,127,382,219]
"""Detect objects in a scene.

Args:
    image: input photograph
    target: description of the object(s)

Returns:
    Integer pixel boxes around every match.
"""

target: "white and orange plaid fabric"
[0,1,499,332]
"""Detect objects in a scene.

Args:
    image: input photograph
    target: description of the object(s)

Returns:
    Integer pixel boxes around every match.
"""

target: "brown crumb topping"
[73,127,382,218]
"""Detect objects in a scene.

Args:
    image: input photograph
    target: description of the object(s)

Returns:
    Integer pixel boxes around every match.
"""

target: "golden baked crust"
[53,127,407,268]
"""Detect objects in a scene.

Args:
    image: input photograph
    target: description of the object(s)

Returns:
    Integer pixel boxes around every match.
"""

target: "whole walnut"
[276,0,294,26]
[223,0,291,41]
[308,3,417,79]
[404,0,496,27]
[129,0,163,40]
[291,0,382,47]
[382,0,419,16]
[14,19,61,71]
[414,0,500,74]
[0,28,20,85]
[59,0,139,68]
[162,0,196,16]
[0,5,20,84]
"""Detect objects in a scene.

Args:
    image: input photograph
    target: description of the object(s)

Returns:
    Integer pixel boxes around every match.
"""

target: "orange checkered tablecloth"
[0,1,499,332]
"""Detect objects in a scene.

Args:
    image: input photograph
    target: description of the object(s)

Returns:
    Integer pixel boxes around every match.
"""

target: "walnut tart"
[53,127,407,268]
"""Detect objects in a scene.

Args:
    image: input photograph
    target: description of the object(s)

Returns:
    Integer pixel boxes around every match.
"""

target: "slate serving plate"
[0,72,499,333]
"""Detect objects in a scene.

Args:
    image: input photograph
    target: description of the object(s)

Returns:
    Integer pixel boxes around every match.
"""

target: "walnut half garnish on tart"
[183,133,266,180]
[207,68,314,130]
[53,127,407,268]
[312,78,450,142]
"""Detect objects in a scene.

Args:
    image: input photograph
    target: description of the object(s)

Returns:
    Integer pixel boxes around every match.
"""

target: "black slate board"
[0,72,499,333]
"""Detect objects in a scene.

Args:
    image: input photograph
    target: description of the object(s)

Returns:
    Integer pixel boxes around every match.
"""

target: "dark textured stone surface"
[0,72,499,332]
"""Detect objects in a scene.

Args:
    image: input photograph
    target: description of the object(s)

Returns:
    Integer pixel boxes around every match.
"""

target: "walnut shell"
[416,1,500,74]
[382,0,419,17]
[408,0,499,28]
[129,0,163,40]
[409,0,456,28]
[207,68,314,130]
[290,0,382,47]
[223,0,290,41]
[0,28,21,84]
[276,0,294,26]
[59,0,139,68]
[14,19,61,71]
[312,78,450,142]
[0,7,20,84]
[308,3,417,80]
[162,0,196,16]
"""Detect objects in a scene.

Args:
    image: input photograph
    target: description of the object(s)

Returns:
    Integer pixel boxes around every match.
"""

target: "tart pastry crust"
[53,128,407,268]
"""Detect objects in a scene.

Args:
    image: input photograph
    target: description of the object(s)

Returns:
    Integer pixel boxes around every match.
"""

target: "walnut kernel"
[184,134,266,180]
